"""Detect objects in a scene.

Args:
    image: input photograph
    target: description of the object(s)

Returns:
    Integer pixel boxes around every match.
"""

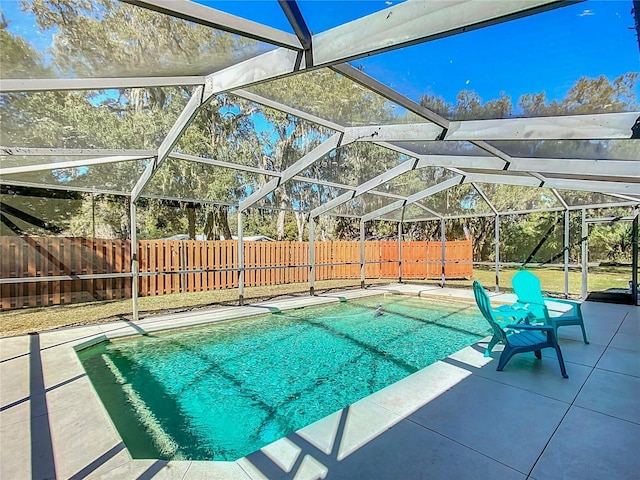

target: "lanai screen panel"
[245,68,431,127]
[195,0,295,31]
[328,192,401,218]
[556,190,637,207]
[380,167,457,197]
[0,191,87,237]
[1,87,194,149]
[179,95,335,171]
[253,180,348,213]
[421,184,493,218]
[297,0,399,32]
[296,143,412,187]
[1,0,276,79]
[477,184,562,213]
[379,204,439,222]
[348,0,638,119]
[1,159,151,194]
[143,158,267,205]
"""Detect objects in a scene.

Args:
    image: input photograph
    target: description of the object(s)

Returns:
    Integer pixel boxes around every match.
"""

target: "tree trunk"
[186,205,196,239]
[216,206,233,240]
[295,212,307,241]
[277,209,286,240]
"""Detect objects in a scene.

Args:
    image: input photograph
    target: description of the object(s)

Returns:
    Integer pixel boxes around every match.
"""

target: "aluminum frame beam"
[0,148,156,157]
[362,175,464,222]
[239,133,342,211]
[122,0,302,50]
[445,112,639,141]
[0,179,135,197]
[278,0,313,54]
[541,178,640,196]
[312,0,568,66]
[1,155,154,176]
[343,112,639,143]
[463,172,549,188]
[466,173,640,197]
[0,77,205,93]
[506,158,639,179]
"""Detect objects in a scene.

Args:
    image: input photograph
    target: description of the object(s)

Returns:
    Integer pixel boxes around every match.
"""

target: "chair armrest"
[542,296,579,306]
[505,323,553,331]
[494,305,530,323]
[542,296,582,315]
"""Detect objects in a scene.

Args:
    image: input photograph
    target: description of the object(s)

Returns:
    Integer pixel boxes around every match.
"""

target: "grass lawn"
[1,266,634,338]
[441,265,634,295]
[0,279,388,337]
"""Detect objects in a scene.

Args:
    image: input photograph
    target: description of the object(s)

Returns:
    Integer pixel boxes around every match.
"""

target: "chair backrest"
[512,270,548,319]
[473,281,508,343]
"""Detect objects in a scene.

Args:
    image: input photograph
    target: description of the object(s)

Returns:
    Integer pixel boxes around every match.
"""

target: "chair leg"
[580,323,589,344]
[497,347,516,371]
[534,349,542,359]
[554,345,569,378]
[485,336,500,357]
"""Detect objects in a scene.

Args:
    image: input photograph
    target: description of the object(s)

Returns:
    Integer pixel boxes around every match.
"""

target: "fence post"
[581,208,587,300]
[130,201,139,322]
[632,208,638,306]
[360,221,366,288]
[495,214,500,293]
[441,218,446,288]
[309,217,315,296]
[398,220,403,283]
[238,211,244,306]
[564,209,570,298]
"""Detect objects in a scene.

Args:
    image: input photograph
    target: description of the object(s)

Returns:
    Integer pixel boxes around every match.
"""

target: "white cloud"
[578,9,595,17]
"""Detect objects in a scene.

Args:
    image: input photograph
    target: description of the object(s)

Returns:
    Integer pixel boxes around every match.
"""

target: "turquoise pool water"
[78,295,488,461]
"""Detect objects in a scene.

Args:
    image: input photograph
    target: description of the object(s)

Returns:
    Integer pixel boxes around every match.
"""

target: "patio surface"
[0,284,638,479]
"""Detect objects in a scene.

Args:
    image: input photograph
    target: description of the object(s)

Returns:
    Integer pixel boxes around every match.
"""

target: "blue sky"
[4,0,639,108]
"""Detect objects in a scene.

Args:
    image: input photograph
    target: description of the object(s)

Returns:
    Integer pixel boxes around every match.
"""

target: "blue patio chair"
[512,270,588,344]
[473,281,568,378]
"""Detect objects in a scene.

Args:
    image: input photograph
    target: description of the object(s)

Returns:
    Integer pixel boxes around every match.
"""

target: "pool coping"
[0,284,523,479]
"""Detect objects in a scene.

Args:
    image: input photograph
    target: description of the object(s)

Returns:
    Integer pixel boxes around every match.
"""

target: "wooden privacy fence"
[0,236,131,310]
[1,237,472,309]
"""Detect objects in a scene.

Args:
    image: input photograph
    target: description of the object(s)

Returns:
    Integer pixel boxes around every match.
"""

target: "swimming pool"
[78,295,488,461]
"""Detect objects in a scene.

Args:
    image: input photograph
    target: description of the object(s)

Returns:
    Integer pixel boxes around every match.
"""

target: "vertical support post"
[441,218,446,288]
[581,209,588,300]
[632,208,638,306]
[91,193,96,239]
[309,216,315,296]
[398,220,403,283]
[360,220,366,289]
[238,211,244,306]
[564,209,570,298]
[130,201,138,322]
[494,214,500,293]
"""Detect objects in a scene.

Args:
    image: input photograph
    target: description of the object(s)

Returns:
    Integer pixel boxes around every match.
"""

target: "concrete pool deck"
[1,284,638,479]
